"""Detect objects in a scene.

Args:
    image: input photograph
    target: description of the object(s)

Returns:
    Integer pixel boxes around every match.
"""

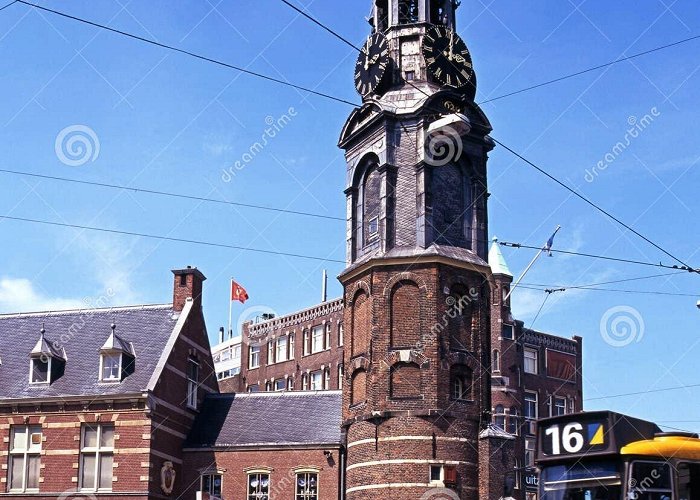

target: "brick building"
[0,267,217,499]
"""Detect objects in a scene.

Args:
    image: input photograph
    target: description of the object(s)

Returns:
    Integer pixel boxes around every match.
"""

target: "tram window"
[678,463,700,500]
[629,461,672,499]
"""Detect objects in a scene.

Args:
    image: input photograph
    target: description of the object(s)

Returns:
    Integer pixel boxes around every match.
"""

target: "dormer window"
[99,324,135,383]
[100,353,121,382]
[29,327,65,385]
[30,357,50,384]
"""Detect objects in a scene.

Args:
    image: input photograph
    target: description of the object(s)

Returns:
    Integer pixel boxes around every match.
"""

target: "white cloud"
[0,278,86,313]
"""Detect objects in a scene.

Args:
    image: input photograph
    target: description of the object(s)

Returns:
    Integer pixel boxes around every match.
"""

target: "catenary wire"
[0,213,346,263]
[0,168,345,221]
[518,284,697,298]
[14,0,358,107]
[0,0,17,13]
[522,271,687,290]
[586,383,700,401]
[501,241,698,273]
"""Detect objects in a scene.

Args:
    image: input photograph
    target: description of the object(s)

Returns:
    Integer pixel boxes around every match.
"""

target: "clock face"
[355,32,390,97]
[423,25,473,89]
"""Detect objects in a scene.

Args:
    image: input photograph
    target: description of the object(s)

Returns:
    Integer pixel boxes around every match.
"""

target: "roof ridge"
[0,303,172,319]
[209,390,342,399]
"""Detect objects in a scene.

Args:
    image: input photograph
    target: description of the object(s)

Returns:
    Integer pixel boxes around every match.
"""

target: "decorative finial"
[492,236,498,243]
[111,323,116,332]
[40,323,45,335]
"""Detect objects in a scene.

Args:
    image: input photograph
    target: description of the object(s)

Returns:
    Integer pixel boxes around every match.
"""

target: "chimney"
[219,327,225,344]
[172,266,207,312]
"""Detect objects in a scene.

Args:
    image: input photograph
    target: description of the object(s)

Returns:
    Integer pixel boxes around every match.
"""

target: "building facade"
[0,267,217,499]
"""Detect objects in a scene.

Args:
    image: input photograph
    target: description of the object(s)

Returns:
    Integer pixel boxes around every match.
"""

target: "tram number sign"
[542,420,607,456]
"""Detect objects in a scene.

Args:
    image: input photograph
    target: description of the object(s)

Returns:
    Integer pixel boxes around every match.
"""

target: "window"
[678,462,700,500]
[324,369,331,390]
[398,0,419,24]
[492,349,500,373]
[568,398,575,414]
[100,353,121,382]
[301,373,308,391]
[276,336,288,363]
[502,324,514,340]
[303,330,310,356]
[508,408,519,435]
[220,348,231,362]
[338,323,343,347]
[287,377,294,391]
[247,384,259,393]
[265,381,272,391]
[247,472,270,500]
[30,357,49,384]
[629,461,673,499]
[525,438,535,467]
[289,333,295,358]
[79,424,114,491]
[524,391,538,421]
[553,396,566,416]
[494,405,506,430]
[367,216,379,237]
[268,340,275,364]
[311,325,325,353]
[405,70,415,81]
[186,357,199,410]
[514,459,522,490]
[274,379,286,391]
[429,465,457,486]
[8,425,41,492]
[310,371,323,391]
[325,324,331,350]
[524,347,538,374]
[296,472,318,500]
[249,345,260,369]
[200,473,222,497]
[338,364,344,390]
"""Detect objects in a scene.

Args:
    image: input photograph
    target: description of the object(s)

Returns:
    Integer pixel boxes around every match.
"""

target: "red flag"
[231,280,249,303]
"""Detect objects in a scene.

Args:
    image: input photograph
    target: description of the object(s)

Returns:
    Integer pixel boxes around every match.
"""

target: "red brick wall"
[181,447,341,500]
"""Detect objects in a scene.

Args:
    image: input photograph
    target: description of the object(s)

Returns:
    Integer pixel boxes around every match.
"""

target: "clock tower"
[339,1,514,499]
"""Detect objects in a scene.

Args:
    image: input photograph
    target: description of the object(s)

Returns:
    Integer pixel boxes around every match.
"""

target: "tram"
[535,411,700,499]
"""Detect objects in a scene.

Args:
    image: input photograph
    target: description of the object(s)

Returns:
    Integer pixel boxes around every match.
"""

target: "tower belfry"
[339,1,512,499]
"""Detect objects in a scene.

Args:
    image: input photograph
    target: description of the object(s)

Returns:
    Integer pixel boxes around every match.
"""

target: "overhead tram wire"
[586,382,700,402]
[522,270,687,290]
[0,213,346,264]
[14,0,358,107]
[500,241,699,273]
[0,168,344,222]
[0,1,17,13]
[517,284,698,298]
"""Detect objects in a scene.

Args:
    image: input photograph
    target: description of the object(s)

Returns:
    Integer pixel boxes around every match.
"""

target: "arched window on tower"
[451,364,472,400]
[375,0,388,31]
[431,164,471,247]
[430,0,450,25]
[448,284,473,352]
[351,369,367,405]
[362,166,381,248]
[398,0,419,24]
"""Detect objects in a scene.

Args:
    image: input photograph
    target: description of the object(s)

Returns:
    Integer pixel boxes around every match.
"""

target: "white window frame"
[524,347,539,375]
[310,371,323,391]
[276,336,288,363]
[324,369,331,390]
[303,330,310,356]
[99,352,122,382]
[187,358,199,410]
[492,349,500,373]
[338,323,343,347]
[301,373,308,391]
[288,333,295,358]
[311,326,325,354]
[502,324,515,340]
[525,438,536,467]
[295,470,319,500]
[429,464,445,486]
[553,396,566,416]
[29,357,51,385]
[199,473,223,497]
[79,424,114,492]
[8,425,42,492]
[274,379,286,392]
[267,340,275,365]
[247,471,270,500]
[338,364,344,390]
[324,323,331,350]
[249,345,260,369]
[524,391,538,420]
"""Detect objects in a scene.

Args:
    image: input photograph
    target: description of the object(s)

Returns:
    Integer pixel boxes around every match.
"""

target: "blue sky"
[0,1,698,429]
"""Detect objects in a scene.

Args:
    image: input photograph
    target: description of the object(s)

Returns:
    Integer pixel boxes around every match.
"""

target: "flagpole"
[228,278,233,340]
[504,226,561,302]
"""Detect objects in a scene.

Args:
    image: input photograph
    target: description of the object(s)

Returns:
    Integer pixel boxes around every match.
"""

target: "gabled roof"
[185,391,342,449]
[0,304,179,400]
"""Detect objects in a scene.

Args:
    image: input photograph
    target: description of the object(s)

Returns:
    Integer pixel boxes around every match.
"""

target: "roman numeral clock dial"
[354,32,390,97]
[423,25,474,90]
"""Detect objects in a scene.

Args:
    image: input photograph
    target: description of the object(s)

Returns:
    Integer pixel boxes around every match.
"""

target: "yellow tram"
[535,411,700,499]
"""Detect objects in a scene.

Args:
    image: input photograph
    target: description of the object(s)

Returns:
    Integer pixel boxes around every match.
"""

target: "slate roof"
[0,304,178,400]
[185,391,342,449]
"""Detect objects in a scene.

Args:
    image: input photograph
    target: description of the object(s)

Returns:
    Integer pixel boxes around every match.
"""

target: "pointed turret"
[489,236,513,278]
